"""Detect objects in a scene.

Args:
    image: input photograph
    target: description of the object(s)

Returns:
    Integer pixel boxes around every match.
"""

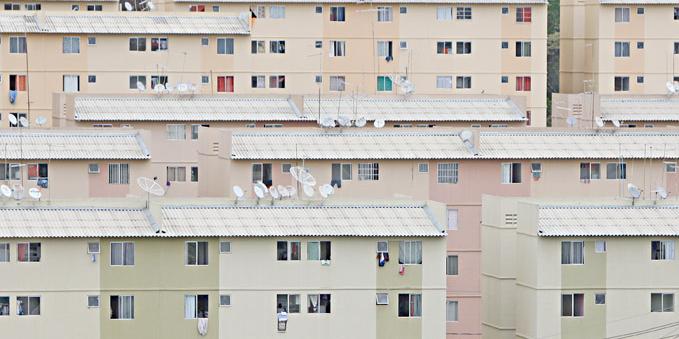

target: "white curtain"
[121,296,134,319]
[63,75,79,93]
[185,295,196,319]
[667,241,676,260]
[501,163,512,184]
[436,7,452,20]
[572,242,583,264]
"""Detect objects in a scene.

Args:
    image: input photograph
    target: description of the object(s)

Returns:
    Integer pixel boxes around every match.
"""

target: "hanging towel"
[198,318,208,336]
[8,90,17,104]
[399,264,405,276]
[378,252,386,267]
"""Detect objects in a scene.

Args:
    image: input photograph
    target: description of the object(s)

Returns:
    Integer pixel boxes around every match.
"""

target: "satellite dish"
[459,130,473,142]
[136,177,165,196]
[566,116,577,127]
[667,81,677,94]
[232,185,244,199]
[355,117,367,128]
[321,117,335,128]
[319,184,334,198]
[277,185,289,198]
[12,184,23,200]
[303,184,314,198]
[338,116,352,127]
[286,185,297,197]
[253,185,265,199]
[136,81,146,91]
[28,188,41,200]
[124,1,133,10]
[374,119,385,128]
[165,83,174,92]
[289,166,317,186]
[146,1,155,10]
[0,185,11,198]
[8,114,18,126]
[595,117,604,128]
[35,116,47,126]
[19,116,28,127]
[656,186,669,200]
[177,83,188,92]
[154,83,165,92]
[269,186,280,199]
[612,119,621,128]
[628,183,641,199]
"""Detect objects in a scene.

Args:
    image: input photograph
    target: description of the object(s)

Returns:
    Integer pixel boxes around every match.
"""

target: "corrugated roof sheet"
[538,205,679,237]
[600,0,676,4]
[0,207,156,238]
[0,14,250,34]
[177,0,546,3]
[231,130,679,160]
[160,203,445,237]
[600,96,679,122]
[304,96,526,122]
[74,95,304,122]
[0,130,149,160]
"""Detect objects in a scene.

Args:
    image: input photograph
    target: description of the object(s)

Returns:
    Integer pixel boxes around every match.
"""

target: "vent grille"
[504,213,518,225]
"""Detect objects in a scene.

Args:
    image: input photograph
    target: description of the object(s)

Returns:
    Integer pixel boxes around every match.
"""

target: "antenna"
[154,83,166,92]
[320,117,335,128]
[374,119,385,128]
[232,185,244,203]
[319,184,334,198]
[0,185,11,198]
[277,185,289,198]
[289,166,317,187]
[611,119,621,128]
[269,186,280,199]
[655,186,669,200]
[123,1,133,10]
[136,177,165,208]
[338,116,352,127]
[667,81,677,95]
[8,114,18,127]
[459,129,478,156]
[253,182,267,200]
[28,188,41,200]
[35,116,47,127]
[355,117,367,128]
[286,185,297,197]
[628,183,642,205]
[595,117,604,128]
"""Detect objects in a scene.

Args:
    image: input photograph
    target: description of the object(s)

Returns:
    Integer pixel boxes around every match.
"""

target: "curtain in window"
[446,301,458,321]
[561,242,571,264]
[111,243,122,265]
[437,76,452,89]
[436,7,452,20]
[572,242,583,264]
[308,295,318,313]
[0,244,8,262]
[120,164,129,184]
[414,241,422,264]
[398,241,406,264]
[122,296,134,319]
[447,256,458,275]
[667,241,675,260]
[63,75,80,93]
[185,295,196,318]
[410,294,421,316]
[17,243,28,262]
[124,242,134,265]
[307,241,320,260]
[501,163,512,183]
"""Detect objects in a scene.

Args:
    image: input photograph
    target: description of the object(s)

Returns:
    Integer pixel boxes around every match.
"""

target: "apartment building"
[1,0,116,11]
[482,196,679,338]
[561,0,679,95]
[0,199,447,339]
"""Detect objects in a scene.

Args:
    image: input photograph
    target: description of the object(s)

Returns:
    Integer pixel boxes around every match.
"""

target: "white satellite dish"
[628,183,642,200]
[19,116,28,127]
[566,116,577,127]
[374,119,385,128]
[253,184,265,199]
[0,185,11,198]
[177,83,188,92]
[12,184,23,200]
[123,1,133,10]
[277,185,289,198]
[667,81,677,94]
[269,186,280,199]
[286,185,297,197]
[28,188,41,200]
[289,166,317,186]
[136,177,165,196]
[319,184,334,198]
[136,81,146,91]
[355,117,367,128]
[595,117,604,128]
[303,184,314,198]
[154,83,165,92]
[338,116,352,127]
[35,116,47,126]
[656,186,669,200]
[320,117,335,128]
[232,185,244,199]
[8,114,18,126]
[165,83,174,92]
[611,119,621,128]
[459,130,473,142]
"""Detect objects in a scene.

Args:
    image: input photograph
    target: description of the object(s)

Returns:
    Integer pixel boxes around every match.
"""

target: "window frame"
[398,293,422,317]
[110,241,135,266]
[110,295,134,320]
[107,163,129,185]
[398,240,422,265]
[437,162,459,184]
[561,241,585,265]
[17,242,40,263]
[185,241,209,266]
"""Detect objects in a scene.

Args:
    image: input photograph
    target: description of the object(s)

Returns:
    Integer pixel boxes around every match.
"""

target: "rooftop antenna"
[302,184,315,199]
[338,116,352,128]
[320,117,335,128]
[277,185,289,199]
[374,119,385,128]
[628,183,642,205]
[289,166,317,198]
[269,186,280,204]
[35,116,47,127]
[355,117,367,128]
[611,119,621,128]
[286,185,297,198]
[253,181,268,204]
[0,185,11,199]
[595,117,605,129]
[654,186,669,202]
[319,183,334,199]
[232,185,244,204]
[28,187,41,201]
[123,1,133,10]
[459,129,478,156]
[667,81,677,97]
[8,114,18,127]
[136,176,165,209]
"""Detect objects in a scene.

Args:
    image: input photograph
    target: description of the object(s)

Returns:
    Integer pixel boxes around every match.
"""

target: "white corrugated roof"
[231,130,679,160]
[304,96,526,122]
[0,14,249,34]
[74,95,304,122]
[0,207,157,238]
[0,130,149,160]
[538,205,679,237]
[600,96,679,122]
[160,203,445,237]
[177,0,545,3]
[600,0,676,4]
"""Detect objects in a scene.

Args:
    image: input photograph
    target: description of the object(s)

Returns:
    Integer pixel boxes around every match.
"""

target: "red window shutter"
[18,76,27,91]
[525,76,531,91]
[525,8,532,22]
[516,77,522,91]
[217,76,226,92]
[225,76,234,92]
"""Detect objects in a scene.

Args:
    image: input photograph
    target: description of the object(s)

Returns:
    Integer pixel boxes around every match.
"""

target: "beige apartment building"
[482,195,679,338]
[0,199,447,339]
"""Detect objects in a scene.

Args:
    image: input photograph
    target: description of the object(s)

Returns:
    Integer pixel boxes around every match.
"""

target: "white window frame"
[62,37,80,54]
[447,209,458,230]
[652,240,675,260]
[88,295,100,308]
[561,293,584,317]
[651,293,674,312]
[615,7,630,22]
[561,241,584,265]
[184,294,209,319]
[436,6,453,20]
[437,163,459,184]
[110,242,134,266]
[167,166,187,182]
[166,124,186,140]
[377,6,393,22]
[110,295,134,319]
[358,163,379,181]
[595,240,606,253]
[108,163,129,185]
[399,240,422,265]
[501,163,522,184]
[270,5,286,18]
[185,241,209,266]
[398,293,422,317]
[376,293,389,305]
[220,241,231,254]
[220,295,231,307]
[16,296,40,316]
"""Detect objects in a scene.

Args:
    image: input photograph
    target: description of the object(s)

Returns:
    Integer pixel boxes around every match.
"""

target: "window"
[251,75,266,88]
[437,163,459,184]
[501,76,509,84]
[675,7,679,20]
[399,240,422,264]
[315,40,322,48]
[220,295,231,306]
[251,163,272,186]
[330,40,346,57]
[129,37,146,51]
[400,41,408,49]
[220,241,231,254]
[129,75,146,90]
[185,295,208,319]
[88,242,100,254]
[212,5,219,12]
[400,6,407,14]
[308,294,331,313]
[151,76,168,89]
[193,123,206,138]
[447,209,459,230]
[167,124,186,140]
[17,242,40,262]
[72,4,80,10]
[330,76,346,91]
[516,76,531,91]
[307,241,331,260]
[330,6,345,21]
[110,242,134,265]
[398,294,421,317]
[166,166,186,182]
[376,293,389,305]
[27,163,48,180]
[501,41,509,49]
[377,241,389,255]
[217,38,234,54]
[270,40,286,54]
[62,37,80,54]
[652,240,675,260]
[377,76,393,92]
[502,7,509,14]
[606,162,627,179]
[251,40,265,54]
[446,255,458,275]
[579,162,601,180]
[269,75,286,89]
[665,162,677,173]
[9,37,27,53]
[561,241,584,265]
[595,240,607,253]
[189,4,205,11]
[615,7,630,22]
[447,301,458,321]
[217,76,235,92]
[437,41,453,55]
[595,293,606,305]
[87,4,102,11]
[501,163,521,184]
[637,76,644,84]
[277,241,301,261]
[0,163,21,179]
[652,293,674,312]
[456,7,472,20]
[270,5,285,18]
[516,41,531,57]
[191,166,199,182]
[277,294,301,313]
[0,243,8,262]
[561,294,584,317]
[201,37,209,46]
[456,76,472,89]
[615,41,630,57]
[358,163,379,181]
[63,75,80,93]
[315,6,323,13]
[456,41,472,54]
[516,7,532,22]
[16,296,40,316]
[0,296,8,315]
[4,3,19,10]
[88,296,100,308]
[110,296,134,319]
[255,5,266,17]
[377,41,393,59]
[436,75,453,89]
[377,7,392,21]
[637,41,644,49]
[151,37,168,51]
[637,7,644,14]
[88,75,97,84]
[331,163,351,187]
[437,7,453,20]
